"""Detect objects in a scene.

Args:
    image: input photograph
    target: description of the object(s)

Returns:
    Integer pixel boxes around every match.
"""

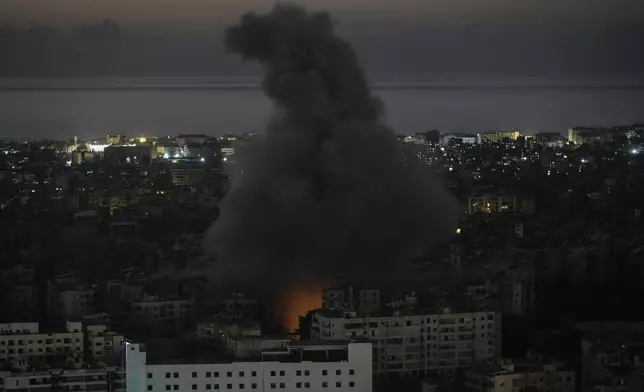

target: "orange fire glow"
[277,284,324,333]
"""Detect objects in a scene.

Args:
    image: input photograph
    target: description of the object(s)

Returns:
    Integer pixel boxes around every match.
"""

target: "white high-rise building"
[125,340,372,392]
[311,308,501,375]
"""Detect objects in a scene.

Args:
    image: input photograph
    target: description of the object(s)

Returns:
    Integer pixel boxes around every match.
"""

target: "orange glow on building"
[277,284,324,333]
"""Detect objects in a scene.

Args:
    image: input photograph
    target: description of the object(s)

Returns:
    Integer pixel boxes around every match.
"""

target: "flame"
[277,284,323,332]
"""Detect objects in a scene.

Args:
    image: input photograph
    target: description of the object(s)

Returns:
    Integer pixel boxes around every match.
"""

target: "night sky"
[1,0,643,78]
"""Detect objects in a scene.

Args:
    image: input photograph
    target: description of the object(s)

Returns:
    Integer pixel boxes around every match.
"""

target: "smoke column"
[204,3,459,329]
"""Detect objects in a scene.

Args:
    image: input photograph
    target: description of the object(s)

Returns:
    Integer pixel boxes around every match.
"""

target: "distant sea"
[1,77,643,139]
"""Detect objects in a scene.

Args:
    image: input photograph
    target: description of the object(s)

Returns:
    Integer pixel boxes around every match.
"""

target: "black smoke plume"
[204,3,459,323]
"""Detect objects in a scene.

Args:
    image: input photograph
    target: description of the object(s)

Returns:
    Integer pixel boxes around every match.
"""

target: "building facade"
[0,366,125,392]
[311,308,501,375]
[465,361,575,392]
[0,321,123,369]
[478,130,520,143]
[125,340,372,392]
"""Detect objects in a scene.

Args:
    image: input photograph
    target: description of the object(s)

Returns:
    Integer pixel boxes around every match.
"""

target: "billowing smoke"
[204,3,459,327]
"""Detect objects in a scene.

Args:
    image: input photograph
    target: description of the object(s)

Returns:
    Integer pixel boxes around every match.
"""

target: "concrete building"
[197,319,261,340]
[488,265,535,316]
[0,321,84,368]
[71,151,100,165]
[171,167,206,187]
[154,144,183,159]
[568,127,613,145]
[322,287,381,316]
[220,292,259,319]
[465,360,575,392]
[128,294,194,335]
[478,130,520,143]
[578,322,644,392]
[176,134,210,146]
[125,339,372,392]
[85,323,126,361]
[468,193,535,215]
[534,132,566,148]
[0,321,125,368]
[1,281,38,322]
[311,307,501,375]
[47,283,97,320]
[0,366,126,392]
[103,145,151,164]
[440,134,477,146]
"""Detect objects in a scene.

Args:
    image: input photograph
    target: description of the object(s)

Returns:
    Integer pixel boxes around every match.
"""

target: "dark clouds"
[1,20,643,79]
[0,0,643,78]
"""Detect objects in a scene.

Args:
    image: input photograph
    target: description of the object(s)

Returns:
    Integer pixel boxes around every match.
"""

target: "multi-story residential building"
[568,127,613,145]
[0,321,85,367]
[91,187,140,214]
[311,307,501,375]
[468,193,535,215]
[465,360,575,392]
[488,264,535,316]
[220,292,259,319]
[578,322,644,392]
[86,323,125,361]
[533,132,566,148]
[478,130,520,143]
[171,167,206,187]
[197,319,261,340]
[322,286,381,316]
[0,321,125,369]
[0,365,126,392]
[128,294,194,335]
[47,283,97,320]
[1,281,38,322]
[125,339,372,392]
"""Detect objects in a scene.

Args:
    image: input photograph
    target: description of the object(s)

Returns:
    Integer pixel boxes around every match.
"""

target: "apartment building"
[322,287,381,316]
[465,360,575,392]
[0,366,125,392]
[468,193,535,215]
[478,130,520,143]
[1,282,38,322]
[128,294,194,335]
[0,321,125,368]
[86,323,125,360]
[0,266,37,322]
[579,322,644,392]
[46,282,97,319]
[125,340,372,392]
[0,321,84,367]
[311,307,501,375]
